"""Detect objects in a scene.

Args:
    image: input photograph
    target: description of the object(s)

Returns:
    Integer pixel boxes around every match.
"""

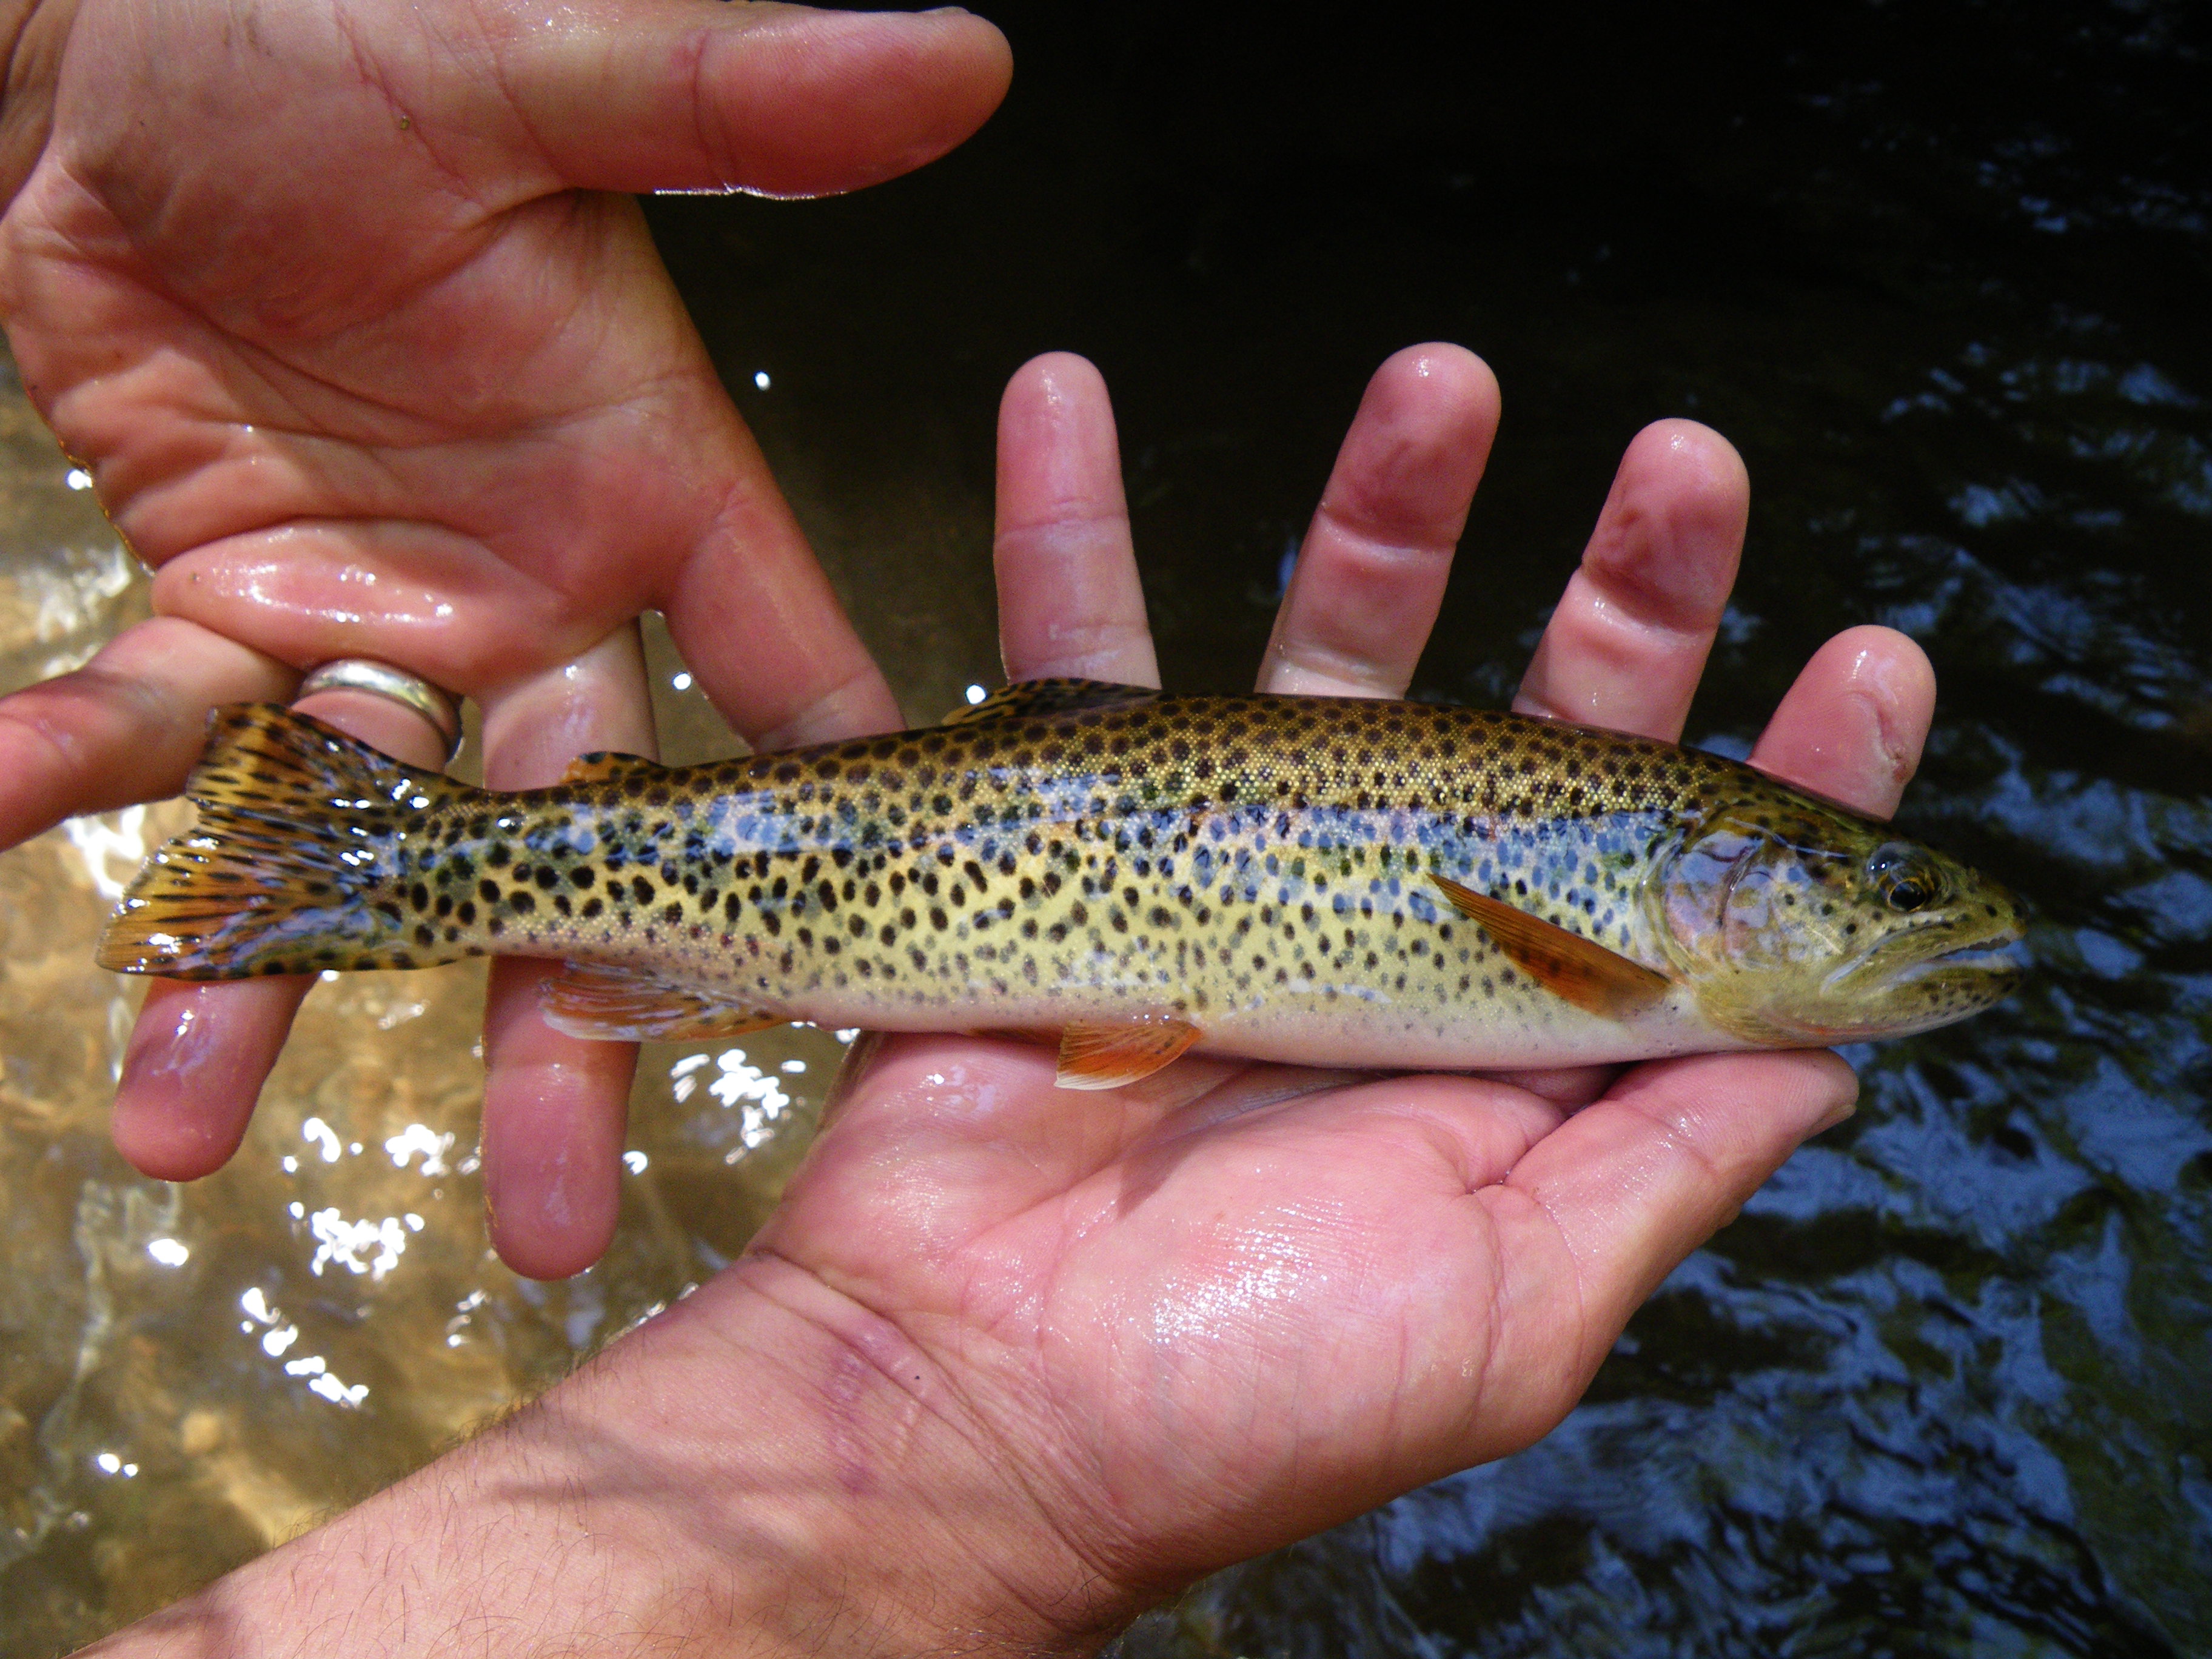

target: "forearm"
[86,1260,1121,1658]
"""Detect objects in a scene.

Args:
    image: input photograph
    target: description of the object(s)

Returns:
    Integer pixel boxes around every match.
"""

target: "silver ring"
[295,659,463,761]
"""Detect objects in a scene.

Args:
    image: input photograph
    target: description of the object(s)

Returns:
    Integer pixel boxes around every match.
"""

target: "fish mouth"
[1773,931,2029,1046]
[1822,911,2031,998]
[1891,935,2032,988]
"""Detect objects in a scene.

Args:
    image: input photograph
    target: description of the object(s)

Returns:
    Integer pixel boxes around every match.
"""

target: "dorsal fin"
[1054,1017,1202,1090]
[560,750,665,785]
[942,678,1160,726]
[539,962,786,1042]
[1431,876,1672,1021]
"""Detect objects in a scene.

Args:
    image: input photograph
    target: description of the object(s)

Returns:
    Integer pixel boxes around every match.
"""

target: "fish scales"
[99,681,2028,1078]
[535,694,1715,1067]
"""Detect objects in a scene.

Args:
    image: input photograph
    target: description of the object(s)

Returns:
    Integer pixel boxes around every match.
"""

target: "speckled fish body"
[99,680,2027,1082]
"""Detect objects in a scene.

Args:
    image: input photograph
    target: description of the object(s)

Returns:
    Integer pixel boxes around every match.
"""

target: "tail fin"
[98,705,486,979]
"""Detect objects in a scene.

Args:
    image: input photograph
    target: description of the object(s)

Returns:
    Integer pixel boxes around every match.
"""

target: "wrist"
[92,1258,1131,1657]
[628,1252,1138,1654]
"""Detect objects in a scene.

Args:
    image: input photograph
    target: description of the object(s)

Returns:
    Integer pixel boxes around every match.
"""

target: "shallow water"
[0,378,843,1641]
[5,1,2210,1652]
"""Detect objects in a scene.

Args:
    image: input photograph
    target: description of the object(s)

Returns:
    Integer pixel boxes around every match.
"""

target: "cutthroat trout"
[98,679,2025,1087]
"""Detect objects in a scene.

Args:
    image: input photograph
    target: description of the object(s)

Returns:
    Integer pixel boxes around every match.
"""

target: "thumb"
[491,1,1012,198]
[1464,1048,1858,1453]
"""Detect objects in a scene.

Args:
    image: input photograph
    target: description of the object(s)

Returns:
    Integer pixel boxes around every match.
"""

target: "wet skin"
[0,1,1959,1649]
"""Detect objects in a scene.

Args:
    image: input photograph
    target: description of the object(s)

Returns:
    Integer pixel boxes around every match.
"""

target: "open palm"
[0,0,1011,1274]
[734,349,1929,1608]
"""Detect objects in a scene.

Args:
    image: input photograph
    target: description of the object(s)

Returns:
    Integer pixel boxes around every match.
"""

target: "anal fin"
[1432,876,1671,1021]
[540,962,785,1042]
[968,1027,1064,1048]
[1055,1017,1202,1090]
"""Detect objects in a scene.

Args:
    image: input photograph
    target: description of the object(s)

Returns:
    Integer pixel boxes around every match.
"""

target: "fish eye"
[1866,843,1943,913]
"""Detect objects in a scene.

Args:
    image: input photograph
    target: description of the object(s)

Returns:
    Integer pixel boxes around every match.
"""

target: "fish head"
[1649,789,2028,1045]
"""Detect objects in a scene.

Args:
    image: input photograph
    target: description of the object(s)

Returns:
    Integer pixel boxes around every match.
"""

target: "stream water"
[2,2,2207,1652]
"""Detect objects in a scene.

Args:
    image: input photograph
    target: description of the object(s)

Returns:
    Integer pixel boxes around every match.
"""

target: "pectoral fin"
[1432,876,1671,1021]
[1054,1017,1202,1090]
[540,962,786,1042]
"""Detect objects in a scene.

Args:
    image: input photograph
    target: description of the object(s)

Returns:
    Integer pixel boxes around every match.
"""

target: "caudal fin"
[98,705,483,980]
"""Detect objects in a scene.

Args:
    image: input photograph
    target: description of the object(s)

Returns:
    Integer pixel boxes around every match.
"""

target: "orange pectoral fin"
[1432,876,1672,1021]
[1054,1017,1202,1090]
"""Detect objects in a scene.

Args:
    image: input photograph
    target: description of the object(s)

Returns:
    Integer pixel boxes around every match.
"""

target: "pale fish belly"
[652,950,1740,1070]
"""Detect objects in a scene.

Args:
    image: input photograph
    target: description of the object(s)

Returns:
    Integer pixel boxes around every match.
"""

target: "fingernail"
[1811,1090,1859,1136]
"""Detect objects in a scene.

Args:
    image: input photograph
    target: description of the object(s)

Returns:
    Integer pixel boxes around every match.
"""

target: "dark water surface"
[1,0,2205,1651]
[645,2,2211,1651]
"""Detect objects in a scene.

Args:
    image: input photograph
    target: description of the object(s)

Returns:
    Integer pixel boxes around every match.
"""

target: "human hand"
[720,346,1934,1630]
[87,347,1937,1655]
[0,0,1011,1275]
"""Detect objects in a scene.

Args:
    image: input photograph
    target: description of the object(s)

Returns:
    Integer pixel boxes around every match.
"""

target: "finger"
[112,981,304,1179]
[492,3,1013,200]
[993,353,1159,688]
[475,626,657,1280]
[150,525,600,694]
[1513,420,1749,739]
[1748,625,1936,820]
[1476,1062,1621,1111]
[1259,346,1498,697]
[662,416,906,748]
[1472,1049,1858,1449]
[0,618,293,851]
[480,963,641,1281]
[815,1028,891,1132]
[109,674,453,1181]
